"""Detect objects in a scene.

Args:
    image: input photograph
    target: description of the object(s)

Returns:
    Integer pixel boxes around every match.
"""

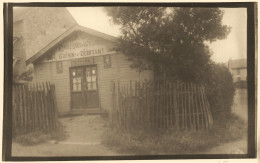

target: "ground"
[202,88,248,154]
[12,115,120,156]
[11,88,248,156]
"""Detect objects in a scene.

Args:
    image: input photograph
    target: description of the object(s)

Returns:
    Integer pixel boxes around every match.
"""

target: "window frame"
[103,54,112,68]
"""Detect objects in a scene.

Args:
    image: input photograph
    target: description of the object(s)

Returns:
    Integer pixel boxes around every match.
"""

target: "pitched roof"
[228,59,247,69]
[26,24,119,64]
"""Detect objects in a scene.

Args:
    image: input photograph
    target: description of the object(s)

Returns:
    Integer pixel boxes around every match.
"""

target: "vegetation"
[103,114,246,155]
[103,7,239,153]
[104,7,235,122]
[13,122,66,146]
[104,7,230,83]
[205,63,235,121]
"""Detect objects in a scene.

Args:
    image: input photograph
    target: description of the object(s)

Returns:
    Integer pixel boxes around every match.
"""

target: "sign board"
[70,57,95,67]
[46,33,116,62]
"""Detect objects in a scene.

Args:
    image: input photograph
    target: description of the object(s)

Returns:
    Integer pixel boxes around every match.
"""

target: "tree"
[104,7,231,83]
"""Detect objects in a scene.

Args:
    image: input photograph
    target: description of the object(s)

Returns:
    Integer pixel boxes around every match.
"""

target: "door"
[85,66,99,108]
[70,65,99,109]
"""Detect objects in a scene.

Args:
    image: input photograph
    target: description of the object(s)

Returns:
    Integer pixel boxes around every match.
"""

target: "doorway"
[70,65,99,109]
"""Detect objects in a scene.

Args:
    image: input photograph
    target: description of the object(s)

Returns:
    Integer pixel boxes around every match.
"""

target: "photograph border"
[3,2,257,161]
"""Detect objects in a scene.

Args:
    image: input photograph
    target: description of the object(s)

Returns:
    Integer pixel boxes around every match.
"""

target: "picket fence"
[12,82,58,135]
[111,80,213,131]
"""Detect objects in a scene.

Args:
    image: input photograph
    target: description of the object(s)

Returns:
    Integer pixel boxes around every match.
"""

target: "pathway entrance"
[12,115,118,156]
[202,88,248,154]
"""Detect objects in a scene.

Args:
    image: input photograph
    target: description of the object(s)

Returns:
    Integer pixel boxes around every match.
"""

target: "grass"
[13,122,67,146]
[102,114,247,155]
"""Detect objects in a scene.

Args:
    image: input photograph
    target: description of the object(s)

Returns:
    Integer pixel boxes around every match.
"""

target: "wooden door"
[70,65,99,109]
[85,66,99,108]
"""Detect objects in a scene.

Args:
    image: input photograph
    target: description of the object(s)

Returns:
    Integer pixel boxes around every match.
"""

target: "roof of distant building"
[228,59,247,69]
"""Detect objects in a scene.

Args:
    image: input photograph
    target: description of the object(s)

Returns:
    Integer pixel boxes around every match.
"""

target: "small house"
[228,59,247,83]
[26,25,153,115]
[14,7,153,115]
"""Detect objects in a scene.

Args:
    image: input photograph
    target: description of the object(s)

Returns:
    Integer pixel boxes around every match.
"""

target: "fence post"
[50,83,58,130]
[200,86,209,129]
[175,81,179,130]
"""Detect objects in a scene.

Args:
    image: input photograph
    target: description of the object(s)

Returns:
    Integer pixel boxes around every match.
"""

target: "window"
[104,55,112,68]
[86,67,97,90]
[72,77,82,91]
[56,61,63,73]
[71,69,83,92]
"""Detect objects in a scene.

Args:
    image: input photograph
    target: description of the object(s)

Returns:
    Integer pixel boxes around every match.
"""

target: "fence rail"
[111,80,213,131]
[12,82,58,135]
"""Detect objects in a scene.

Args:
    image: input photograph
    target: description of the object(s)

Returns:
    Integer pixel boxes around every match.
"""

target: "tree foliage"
[104,7,231,83]
[205,63,235,120]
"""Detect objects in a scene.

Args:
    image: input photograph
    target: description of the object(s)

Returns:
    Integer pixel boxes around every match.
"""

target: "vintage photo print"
[3,2,257,161]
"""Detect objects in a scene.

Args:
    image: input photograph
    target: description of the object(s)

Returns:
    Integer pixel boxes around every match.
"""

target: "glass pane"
[78,77,81,83]
[73,78,77,84]
[73,84,77,91]
[92,69,96,74]
[92,75,96,82]
[78,83,82,91]
[92,82,96,90]
[87,76,92,82]
[88,83,92,90]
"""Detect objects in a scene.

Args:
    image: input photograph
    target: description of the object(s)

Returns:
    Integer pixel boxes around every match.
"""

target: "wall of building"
[230,68,247,82]
[14,7,77,60]
[33,31,153,115]
[34,53,153,115]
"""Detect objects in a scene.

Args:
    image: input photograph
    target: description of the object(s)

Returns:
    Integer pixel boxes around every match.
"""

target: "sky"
[67,7,247,64]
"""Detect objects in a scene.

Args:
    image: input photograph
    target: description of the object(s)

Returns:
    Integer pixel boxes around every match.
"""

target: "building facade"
[27,25,153,115]
[14,7,153,115]
[228,59,247,83]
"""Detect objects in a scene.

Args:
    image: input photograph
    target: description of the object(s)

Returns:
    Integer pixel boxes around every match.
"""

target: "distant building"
[228,59,247,83]
[13,7,77,83]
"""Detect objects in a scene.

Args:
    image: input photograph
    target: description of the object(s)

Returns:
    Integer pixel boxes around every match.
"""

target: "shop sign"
[46,35,116,62]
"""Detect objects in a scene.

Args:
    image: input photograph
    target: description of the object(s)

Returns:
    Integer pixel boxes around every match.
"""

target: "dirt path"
[202,88,248,154]
[12,115,119,156]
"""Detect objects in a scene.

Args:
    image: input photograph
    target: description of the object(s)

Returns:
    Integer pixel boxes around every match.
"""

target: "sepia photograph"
[3,2,257,161]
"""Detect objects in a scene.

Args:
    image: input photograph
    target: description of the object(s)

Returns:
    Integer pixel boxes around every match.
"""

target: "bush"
[102,114,246,155]
[13,122,66,146]
[204,63,235,122]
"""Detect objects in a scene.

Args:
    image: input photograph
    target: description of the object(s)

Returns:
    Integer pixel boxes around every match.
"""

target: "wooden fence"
[111,80,213,131]
[12,82,58,135]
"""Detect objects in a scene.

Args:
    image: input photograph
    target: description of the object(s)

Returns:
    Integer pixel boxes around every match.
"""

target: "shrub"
[204,63,235,122]
[102,114,246,155]
[13,122,66,146]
